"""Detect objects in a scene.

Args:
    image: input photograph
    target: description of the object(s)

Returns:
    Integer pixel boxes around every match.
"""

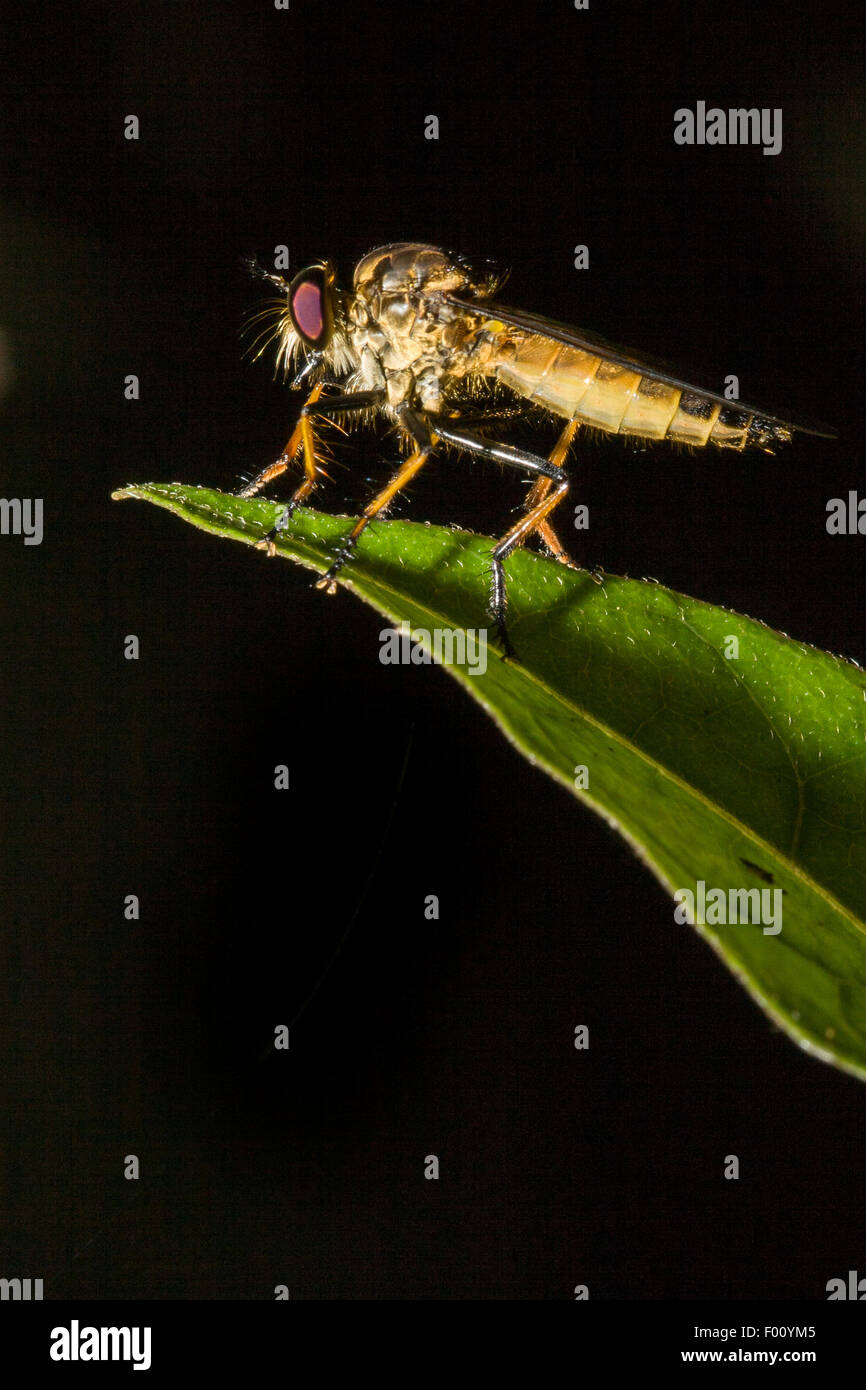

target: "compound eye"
[288,266,331,347]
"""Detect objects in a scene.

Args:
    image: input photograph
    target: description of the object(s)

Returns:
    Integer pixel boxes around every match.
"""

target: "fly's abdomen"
[491,337,772,449]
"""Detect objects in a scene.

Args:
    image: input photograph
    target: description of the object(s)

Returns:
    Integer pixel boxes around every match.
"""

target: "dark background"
[0,0,863,1299]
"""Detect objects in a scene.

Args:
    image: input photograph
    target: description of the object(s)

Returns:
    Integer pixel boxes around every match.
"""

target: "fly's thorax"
[352,243,475,299]
[346,241,503,410]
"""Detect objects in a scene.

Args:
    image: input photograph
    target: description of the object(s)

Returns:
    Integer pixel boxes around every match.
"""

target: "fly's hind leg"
[430,418,575,654]
[521,421,604,584]
[522,421,581,567]
[488,477,571,651]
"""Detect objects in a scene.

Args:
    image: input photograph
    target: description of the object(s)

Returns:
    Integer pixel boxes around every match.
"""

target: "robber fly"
[238,242,835,650]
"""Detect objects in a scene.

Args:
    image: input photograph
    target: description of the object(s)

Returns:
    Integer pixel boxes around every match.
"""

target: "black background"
[1,0,863,1300]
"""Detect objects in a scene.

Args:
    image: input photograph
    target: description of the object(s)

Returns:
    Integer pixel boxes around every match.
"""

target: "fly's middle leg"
[315,443,433,594]
[314,406,433,593]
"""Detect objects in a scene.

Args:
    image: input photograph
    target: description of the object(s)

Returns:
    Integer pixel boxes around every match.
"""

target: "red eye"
[288,266,332,347]
[291,280,323,341]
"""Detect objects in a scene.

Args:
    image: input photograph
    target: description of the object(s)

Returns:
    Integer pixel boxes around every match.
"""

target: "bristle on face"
[241,297,305,379]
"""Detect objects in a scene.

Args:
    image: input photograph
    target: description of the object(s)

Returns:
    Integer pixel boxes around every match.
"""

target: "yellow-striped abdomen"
[488,333,757,449]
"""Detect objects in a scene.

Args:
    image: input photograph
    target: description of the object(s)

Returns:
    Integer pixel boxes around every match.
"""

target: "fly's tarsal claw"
[254,533,278,557]
[493,619,516,661]
[314,575,339,595]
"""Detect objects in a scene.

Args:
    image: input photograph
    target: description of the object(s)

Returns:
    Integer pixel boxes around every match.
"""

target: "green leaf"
[113,482,866,1080]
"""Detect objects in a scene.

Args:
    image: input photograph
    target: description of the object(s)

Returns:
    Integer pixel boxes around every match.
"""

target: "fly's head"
[243,257,356,385]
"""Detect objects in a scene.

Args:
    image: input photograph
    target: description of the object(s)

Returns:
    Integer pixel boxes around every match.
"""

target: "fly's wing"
[445,295,838,439]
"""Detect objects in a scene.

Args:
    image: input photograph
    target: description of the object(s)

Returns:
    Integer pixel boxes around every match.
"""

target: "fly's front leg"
[315,407,434,594]
[431,419,573,652]
[237,382,326,505]
[239,387,384,555]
